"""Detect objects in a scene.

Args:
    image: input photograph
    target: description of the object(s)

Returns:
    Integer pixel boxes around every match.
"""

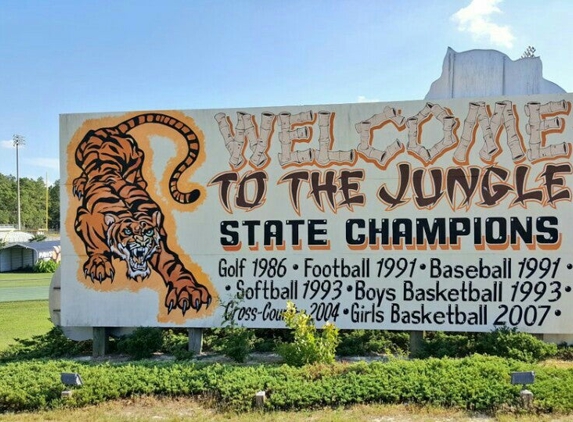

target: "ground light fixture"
[510,371,535,408]
[60,372,83,398]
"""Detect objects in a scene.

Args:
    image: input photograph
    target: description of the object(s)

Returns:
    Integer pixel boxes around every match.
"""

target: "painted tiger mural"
[72,113,211,315]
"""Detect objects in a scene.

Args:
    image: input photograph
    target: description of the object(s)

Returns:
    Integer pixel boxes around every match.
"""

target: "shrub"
[0,327,91,362]
[252,328,292,352]
[116,327,163,360]
[277,301,339,366]
[33,260,59,273]
[475,327,557,362]
[203,328,288,355]
[211,296,258,363]
[162,329,194,360]
[337,330,409,356]
[415,331,477,359]
[416,328,558,362]
[555,342,573,360]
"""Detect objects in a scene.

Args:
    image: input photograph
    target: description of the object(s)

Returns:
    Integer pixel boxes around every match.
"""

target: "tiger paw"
[165,279,212,315]
[72,175,88,199]
[83,254,115,283]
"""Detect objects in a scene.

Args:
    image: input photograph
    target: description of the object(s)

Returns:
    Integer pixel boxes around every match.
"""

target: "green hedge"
[1,355,572,414]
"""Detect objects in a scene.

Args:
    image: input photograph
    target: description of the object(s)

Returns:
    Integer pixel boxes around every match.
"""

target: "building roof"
[1,231,33,243]
[2,240,60,253]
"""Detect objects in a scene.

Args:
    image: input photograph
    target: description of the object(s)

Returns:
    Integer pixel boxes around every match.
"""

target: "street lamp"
[12,134,25,231]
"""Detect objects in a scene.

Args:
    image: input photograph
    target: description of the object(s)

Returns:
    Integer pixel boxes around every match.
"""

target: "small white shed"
[0,240,60,272]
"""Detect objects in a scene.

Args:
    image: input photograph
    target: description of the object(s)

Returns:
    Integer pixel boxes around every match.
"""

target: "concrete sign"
[60,94,573,333]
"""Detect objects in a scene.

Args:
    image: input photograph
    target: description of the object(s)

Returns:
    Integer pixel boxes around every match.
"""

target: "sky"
[0,0,572,182]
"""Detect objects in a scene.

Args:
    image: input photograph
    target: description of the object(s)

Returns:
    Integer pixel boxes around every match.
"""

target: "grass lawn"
[0,273,52,303]
[0,300,52,350]
[0,272,52,287]
[1,398,572,422]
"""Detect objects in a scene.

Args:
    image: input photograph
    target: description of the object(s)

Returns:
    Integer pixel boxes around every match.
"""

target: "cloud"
[24,157,60,171]
[357,96,380,103]
[451,0,515,49]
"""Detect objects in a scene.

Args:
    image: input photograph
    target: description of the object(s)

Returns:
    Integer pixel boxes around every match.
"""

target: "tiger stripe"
[114,113,201,205]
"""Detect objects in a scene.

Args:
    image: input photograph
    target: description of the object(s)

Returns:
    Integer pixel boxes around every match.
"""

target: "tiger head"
[104,211,162,280]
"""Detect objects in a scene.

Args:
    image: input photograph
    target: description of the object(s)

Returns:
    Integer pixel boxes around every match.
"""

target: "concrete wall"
[426,47,565,100]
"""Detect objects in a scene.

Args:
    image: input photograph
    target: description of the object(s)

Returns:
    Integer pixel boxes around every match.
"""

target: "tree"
[0,173,60,231]
[48,179,60,230]
[20,177,46,229]
[0,174,17,225]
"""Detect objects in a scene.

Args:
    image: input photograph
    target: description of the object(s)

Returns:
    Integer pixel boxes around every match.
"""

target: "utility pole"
[12,134,25,231]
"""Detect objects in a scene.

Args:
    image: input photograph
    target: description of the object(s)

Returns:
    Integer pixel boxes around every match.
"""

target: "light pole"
[12,134,25,231]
